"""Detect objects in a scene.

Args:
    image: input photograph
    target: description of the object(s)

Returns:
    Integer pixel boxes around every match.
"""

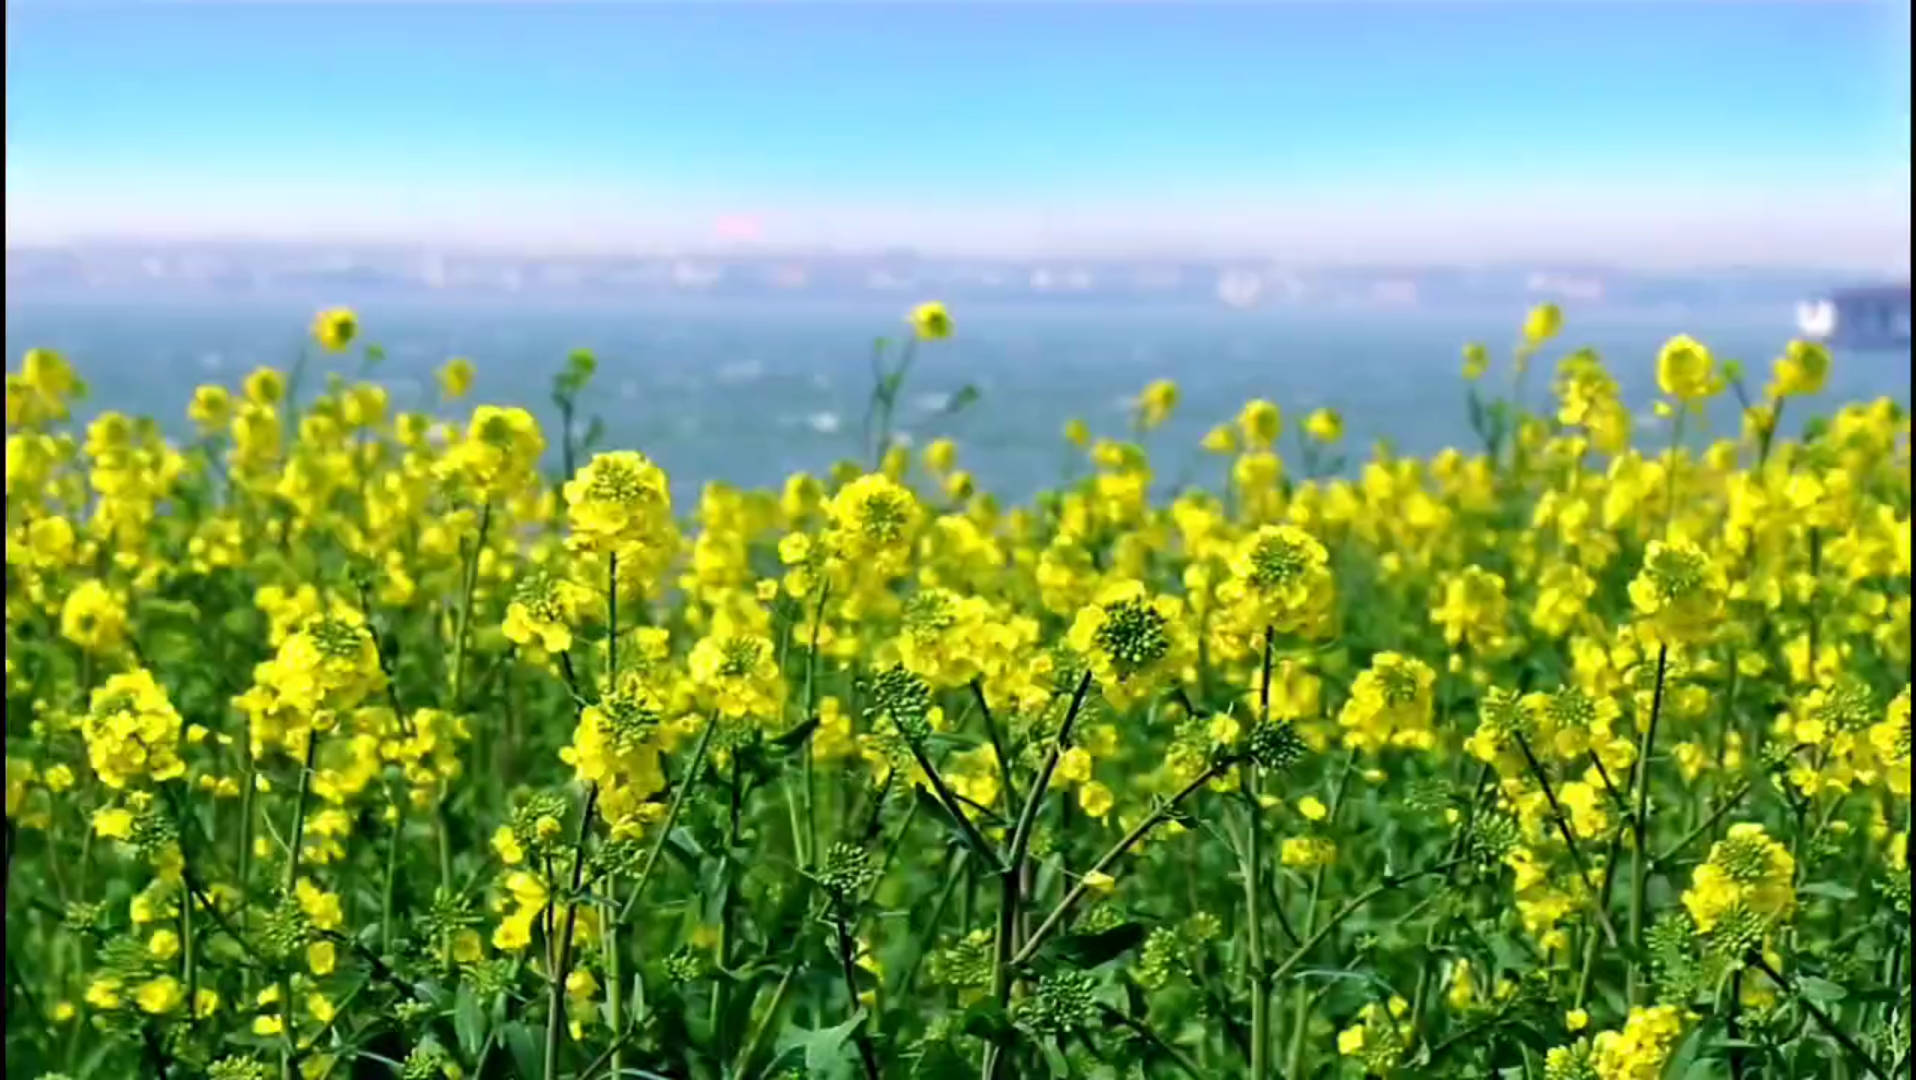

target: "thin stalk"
[1272,857,1470,991]
[542,783,600,1080]
[600,552,622,1078]
[892,849,969,1002]
[233,748,257,998]
[984,671,1095,1080]
[181,854,198,1024]
[1283,753,1355,1076]
[1246,625,1276,1080]
[833,900,884,1080]
[1098,1004,1206,1080]
[1727,968,1746,1080]
[1409,761,1496,1030]
[1748,951,1889,1080]
[380,786,408,956]
[1513,731,1619,947]
[971,677,1019,815]
[1013,759,1231,967]
[448,500,494,709]
[618,712,718,925]
[903,737,998,869]
[284,731,320,894]
[602,879,625,1080]
[1653,781,1752,870]
[799,580,831,869]
[733,960,800,1079]
[1574,832,1625,1009]
[1626,643,1670,1005]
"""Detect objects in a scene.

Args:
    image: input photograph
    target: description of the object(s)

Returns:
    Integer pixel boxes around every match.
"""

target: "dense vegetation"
[4,303,1910,1079]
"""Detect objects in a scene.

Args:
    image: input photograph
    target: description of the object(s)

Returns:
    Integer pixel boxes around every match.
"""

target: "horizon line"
[7,234,1910,277]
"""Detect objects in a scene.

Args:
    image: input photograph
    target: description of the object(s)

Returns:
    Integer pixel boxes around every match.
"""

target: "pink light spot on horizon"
[713,214,764,242]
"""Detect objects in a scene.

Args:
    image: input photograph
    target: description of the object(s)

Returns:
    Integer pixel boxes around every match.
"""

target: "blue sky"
[5,2,1910,266]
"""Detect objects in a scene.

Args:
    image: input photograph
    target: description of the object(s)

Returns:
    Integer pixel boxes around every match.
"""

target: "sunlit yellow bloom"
[908,302,953,341]
[312,307,359,352]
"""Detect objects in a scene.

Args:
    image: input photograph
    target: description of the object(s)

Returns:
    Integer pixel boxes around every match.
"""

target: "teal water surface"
[7,297,1909,502]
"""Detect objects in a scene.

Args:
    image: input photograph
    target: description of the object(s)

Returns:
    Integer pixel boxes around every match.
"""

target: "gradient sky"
[5,1,1911,266]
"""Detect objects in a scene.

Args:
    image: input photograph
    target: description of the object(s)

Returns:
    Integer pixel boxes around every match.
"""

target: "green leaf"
[665,827,706,871]
[453,980,487,1061]
[775,1014,864,1080]
[941,384,983,415]
[772,715,822,750]
[1041,1038,1071,1077]
[1796,976,1848,1003]
[960,999,1014,1045]
[1042,922,1149,971]
[502,1021,542,1080]
[1798,881,1858,901]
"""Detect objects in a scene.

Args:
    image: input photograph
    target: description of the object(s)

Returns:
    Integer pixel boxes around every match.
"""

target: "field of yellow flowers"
[4,302,1910,1080]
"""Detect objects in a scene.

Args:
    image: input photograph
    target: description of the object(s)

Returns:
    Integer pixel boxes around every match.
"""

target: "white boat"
[1795,299,1837,340]
[1795,285,1911,350]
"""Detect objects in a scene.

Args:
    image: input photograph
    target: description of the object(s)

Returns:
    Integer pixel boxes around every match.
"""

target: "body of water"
[7,297,1910,502]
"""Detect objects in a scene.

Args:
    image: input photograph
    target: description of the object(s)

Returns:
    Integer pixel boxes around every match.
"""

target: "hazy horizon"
[7,2,1911,270]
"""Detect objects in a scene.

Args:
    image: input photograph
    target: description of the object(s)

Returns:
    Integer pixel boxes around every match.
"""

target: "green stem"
[891,849,968,1002]
[1513,732,1619,947]
[1246,625,1276,1080]
[602,880,625,1080]
[1409,761,1495,1031]
[181,853,198,1023]
[1748,952,1889,1080]
[1272,858,1469,995]
[984,671,1095,1080]
[542,783,600,1080]
[1284,753,1354,1076]
[800,580,831,869]
[234,749,257,995]
[1626,644,1670,1005]
[1653,781,1752,871]
[284,731,320,894]
[733,960,800,1079]
[449,500,493,709]
[1574,833,1624,1010]
[381,787,407,957]
[833,899,884,1080]
[618,712,718,926]
[1013,759,1231,967]
[971,677,1019,816]
[1099,1004,1206,1080]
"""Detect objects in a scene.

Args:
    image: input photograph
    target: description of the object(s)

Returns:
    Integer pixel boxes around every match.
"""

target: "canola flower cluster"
[3,301,1910,1080]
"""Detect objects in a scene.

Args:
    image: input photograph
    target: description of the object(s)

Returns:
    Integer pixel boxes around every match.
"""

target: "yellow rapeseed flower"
[908,302,953,341]
[311,307,359,353]
[1655,334,1717,401]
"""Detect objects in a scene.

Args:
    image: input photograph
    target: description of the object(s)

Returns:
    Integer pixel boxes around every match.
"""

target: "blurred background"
[6,1,1911,498]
